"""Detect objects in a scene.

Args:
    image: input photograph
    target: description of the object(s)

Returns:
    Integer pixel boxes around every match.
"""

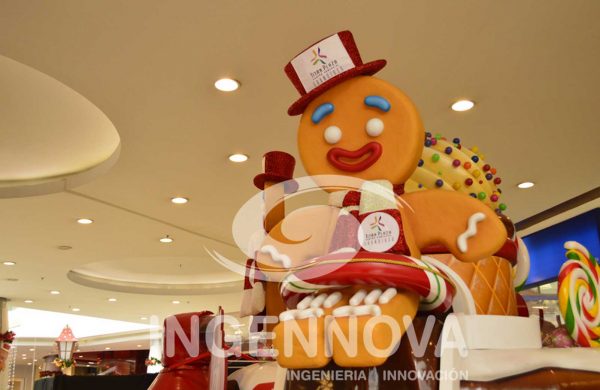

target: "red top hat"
[253,151,299,193]
[285,30,386,116]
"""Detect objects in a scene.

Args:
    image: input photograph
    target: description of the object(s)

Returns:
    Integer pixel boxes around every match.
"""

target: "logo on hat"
[358,212,400,253]
[284,30,387,116]
[311,47,327,66]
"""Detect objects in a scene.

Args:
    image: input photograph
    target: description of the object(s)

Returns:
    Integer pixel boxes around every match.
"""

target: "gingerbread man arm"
[400,190,507,262]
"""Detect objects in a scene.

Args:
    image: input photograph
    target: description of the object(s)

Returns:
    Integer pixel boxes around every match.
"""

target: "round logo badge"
[358,212,400,253]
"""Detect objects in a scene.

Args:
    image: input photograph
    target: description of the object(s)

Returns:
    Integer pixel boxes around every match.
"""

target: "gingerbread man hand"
[402,190,507,262]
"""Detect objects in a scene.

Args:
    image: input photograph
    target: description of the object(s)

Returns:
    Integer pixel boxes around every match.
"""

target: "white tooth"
[279,310,297,322]
[379,288,397,304]
[332,306,353,317]
[350,289,367,306]
[332,304,381,317]
[323,292,342,308]
[364,289,382,305]
[297,308,324,319]
[310,293,328,308]
[353,304,382,317]
[296,295,313,310]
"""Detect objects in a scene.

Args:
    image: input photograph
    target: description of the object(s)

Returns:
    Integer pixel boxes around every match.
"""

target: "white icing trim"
[439,314,549,390]
[514,236,531,289]
[259,245,292,269]
[332,304,382,317]
[378,288,398,305]
[457,212,486,253]
[309,293,328,308]
[279,307,324,322]
[323,292,342,308]
[349,289,367,306]
[364,289,383,305]
[296,295,313,310]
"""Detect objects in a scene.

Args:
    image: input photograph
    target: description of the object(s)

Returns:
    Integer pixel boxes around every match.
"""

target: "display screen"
[523,208,599,286]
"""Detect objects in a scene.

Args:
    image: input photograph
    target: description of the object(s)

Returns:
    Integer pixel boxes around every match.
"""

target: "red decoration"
[253,151,298,193]
[327,142,383,172]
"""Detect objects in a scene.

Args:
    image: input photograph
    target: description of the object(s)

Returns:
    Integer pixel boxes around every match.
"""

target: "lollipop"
[558,241,600,347]
[405,133,506,212]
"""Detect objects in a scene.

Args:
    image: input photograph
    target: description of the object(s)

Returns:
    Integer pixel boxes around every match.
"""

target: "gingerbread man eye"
[365,118,384,137]
[324,126,342,144]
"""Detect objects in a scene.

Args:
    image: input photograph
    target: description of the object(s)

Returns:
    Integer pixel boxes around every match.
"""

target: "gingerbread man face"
[297,76,425,185]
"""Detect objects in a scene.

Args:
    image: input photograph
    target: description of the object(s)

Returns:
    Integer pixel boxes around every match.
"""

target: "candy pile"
[406,132,506,213]
[558,241,600,348]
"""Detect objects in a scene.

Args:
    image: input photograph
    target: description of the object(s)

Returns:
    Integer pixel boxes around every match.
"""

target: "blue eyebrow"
[311,103,334,124]
[364,96,391,112]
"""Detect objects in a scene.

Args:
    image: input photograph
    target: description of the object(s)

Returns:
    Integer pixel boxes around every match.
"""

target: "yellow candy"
[452,182,461,190]
[473,170,481,178]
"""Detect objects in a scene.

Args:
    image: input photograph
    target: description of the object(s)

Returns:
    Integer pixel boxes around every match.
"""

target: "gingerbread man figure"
[253,31,506,369]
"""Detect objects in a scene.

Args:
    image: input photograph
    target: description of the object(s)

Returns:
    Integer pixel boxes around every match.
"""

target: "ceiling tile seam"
[64,189,238,249]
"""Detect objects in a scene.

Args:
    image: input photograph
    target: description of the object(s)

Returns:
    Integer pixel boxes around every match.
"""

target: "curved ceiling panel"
[68,256,243,295]
[0,55,120,197]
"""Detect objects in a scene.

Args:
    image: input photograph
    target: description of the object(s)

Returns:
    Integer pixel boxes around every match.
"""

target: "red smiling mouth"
[327,142,383,172]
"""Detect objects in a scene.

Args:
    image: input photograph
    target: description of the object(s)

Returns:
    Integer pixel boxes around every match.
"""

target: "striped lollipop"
[558,241,600,347]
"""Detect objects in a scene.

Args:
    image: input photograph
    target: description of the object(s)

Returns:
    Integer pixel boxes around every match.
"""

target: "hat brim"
[253,173,299,193]
[287,59,387,116]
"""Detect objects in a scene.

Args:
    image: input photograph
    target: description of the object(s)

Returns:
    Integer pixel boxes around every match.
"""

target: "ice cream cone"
[430,254,517,315]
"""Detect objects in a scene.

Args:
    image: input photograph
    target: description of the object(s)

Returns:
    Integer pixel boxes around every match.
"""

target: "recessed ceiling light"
[78,355,84,358]
[29,348,35,352]
[517,181,535,189]
[136,345,142,348]
[105,347,111,350]
[172,300,180,304]
[22,357,27,360]
[2,261,16,266]
[72,308,81,312]
[77,218,94,225]
[228,154,248,163]
[171,197,189,204]
[159,235,174,243]
[451,100,475,112]
[24,300,33,304]
[27,362,32,365]
[214,78,240,92]
[50,290,61,295]
[107,298,117,302]
[140,317,148,321]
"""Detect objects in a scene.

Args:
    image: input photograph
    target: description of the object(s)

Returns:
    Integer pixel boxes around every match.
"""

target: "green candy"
[431,153,440,163]
[499,203,507,211]
[478,192,486,200]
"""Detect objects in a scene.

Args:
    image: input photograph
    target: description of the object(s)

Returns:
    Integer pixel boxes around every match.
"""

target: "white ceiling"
[0,0,599,338]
